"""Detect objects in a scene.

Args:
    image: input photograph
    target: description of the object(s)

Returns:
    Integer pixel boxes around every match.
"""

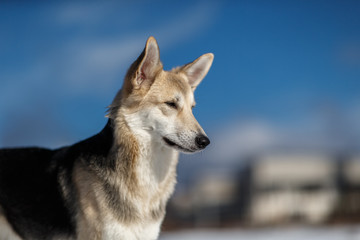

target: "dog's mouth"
[163,137,195,153]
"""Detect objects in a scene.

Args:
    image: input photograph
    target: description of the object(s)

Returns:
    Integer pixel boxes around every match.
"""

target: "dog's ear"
[182,53,214,90]
[133,36,162,89]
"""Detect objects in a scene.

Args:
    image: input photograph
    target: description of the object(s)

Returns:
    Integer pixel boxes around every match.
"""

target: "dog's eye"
[165,101,177,109]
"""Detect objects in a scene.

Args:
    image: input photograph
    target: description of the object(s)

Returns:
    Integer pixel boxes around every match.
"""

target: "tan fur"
[73,119,142,239]
[73,163,103,240]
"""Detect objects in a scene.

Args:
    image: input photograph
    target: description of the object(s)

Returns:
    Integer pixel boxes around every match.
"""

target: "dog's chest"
[136,140,179,196]
[103,217,161,240]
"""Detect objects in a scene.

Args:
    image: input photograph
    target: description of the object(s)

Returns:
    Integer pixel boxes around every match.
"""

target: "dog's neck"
[111,111,179,201]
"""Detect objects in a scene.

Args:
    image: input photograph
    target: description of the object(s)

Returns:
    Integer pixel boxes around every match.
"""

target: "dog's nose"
[195,134,210,149]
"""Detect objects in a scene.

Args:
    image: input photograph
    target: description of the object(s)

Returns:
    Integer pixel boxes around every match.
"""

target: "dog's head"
[109,37,213,153]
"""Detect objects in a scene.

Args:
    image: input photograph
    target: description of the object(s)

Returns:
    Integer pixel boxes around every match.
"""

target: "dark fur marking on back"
[0,120,116,239]
[0,148,75,239]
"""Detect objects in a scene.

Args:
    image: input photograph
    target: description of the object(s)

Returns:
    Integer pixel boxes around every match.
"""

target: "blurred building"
[163,152,360,230]
[331,155,360,222]
[250,153,338,225]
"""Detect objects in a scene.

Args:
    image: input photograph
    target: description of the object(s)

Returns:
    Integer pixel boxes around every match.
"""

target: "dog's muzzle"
[195,134,210,149]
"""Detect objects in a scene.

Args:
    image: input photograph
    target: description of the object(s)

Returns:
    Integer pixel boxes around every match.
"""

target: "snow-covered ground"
[160,226,360,240]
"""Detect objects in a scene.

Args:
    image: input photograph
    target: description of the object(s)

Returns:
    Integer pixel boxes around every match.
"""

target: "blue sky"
[0,1,359,151]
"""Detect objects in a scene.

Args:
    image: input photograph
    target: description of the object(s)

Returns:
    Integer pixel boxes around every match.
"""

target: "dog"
[0,36,213,240]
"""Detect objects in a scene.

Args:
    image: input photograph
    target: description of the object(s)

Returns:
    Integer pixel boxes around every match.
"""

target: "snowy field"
[160,225,360,240]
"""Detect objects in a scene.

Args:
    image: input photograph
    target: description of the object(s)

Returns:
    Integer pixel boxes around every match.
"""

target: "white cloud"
[55,2,112,25]
[59,37,144,93]
[195,108,360,166]
[207,120,277,161]
[152,1,219,49]
[36,1,219,95]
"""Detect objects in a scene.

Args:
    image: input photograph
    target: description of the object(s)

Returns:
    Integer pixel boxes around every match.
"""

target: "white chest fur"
[103,215,162,240]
